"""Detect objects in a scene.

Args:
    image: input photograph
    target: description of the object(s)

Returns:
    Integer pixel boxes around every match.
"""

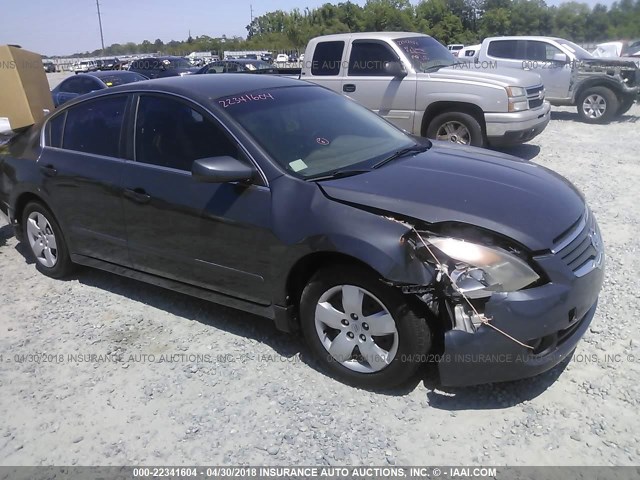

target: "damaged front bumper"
[438,252,604,387]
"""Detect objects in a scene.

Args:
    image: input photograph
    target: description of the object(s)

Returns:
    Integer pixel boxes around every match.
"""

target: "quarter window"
[487,40,520,59]
[348,42,398,76]
[62,95,127,157]
[135,95,238,171]
[46,112,66,148]
[311,41,344,76]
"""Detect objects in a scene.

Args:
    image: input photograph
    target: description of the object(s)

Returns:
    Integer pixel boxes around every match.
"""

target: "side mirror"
[552,53,569,63]
[192,156,256,183]
[384,60,407,77]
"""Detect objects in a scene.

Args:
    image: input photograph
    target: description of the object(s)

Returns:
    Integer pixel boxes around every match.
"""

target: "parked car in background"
[275,53,289,63]
[592,40,640,58]
[51,71,148,107]
[288,53,299,62]
[99,58,120,70]
[43,61,56,73]
[128,56,200,79]
[447,44,464,57]
[302,32,550,147]
[457,44,481,60]
[261,53,273,63]
[0,74,604,389]
[72,61,98,74]
[196,59,277,74]
[477,36,640,123]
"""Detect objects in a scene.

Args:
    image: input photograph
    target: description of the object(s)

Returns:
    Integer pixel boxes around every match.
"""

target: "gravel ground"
[0,73,639,466]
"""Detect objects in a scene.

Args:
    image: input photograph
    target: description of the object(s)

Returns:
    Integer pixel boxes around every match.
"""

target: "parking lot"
[0,72,639,466]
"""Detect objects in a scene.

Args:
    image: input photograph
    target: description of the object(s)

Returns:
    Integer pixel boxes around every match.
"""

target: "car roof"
[78,74,308,105]
[311,31,428,42]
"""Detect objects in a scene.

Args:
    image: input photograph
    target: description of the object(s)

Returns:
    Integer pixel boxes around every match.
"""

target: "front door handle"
[40,164,57,177]
[343,84,356,93]
[124,188,151,204]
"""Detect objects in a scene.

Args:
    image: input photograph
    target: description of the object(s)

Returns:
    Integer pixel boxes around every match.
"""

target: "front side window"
[311,41,344,76]
[524,41,563,61]
[216,85,412,179]
[394,36,456,72]
[135,95,238,171]
[62,95,127,157]
[348,42,398,76]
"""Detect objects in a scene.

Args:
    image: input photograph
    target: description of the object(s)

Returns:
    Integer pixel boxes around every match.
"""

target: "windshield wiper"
[373,143,430,169]
[423,63,453,72]
[307,168,372,182]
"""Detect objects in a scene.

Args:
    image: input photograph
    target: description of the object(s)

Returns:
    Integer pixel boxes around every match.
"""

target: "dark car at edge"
[0,75,605,389]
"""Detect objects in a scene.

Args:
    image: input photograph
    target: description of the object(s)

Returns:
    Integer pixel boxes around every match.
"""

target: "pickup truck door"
[341,40,417,134]
[484,39,572,101]
[521,40,573,101]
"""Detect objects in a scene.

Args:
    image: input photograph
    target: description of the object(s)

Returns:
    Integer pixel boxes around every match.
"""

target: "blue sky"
[2,0,616,56]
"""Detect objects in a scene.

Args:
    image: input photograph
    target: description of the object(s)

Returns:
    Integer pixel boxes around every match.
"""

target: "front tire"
[300,265,431,389]
[577,87,619,124]
[22,202,73,279]
[426,112,485,147]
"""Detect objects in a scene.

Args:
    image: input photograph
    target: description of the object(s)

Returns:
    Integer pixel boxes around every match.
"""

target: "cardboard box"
[0,45,54,134]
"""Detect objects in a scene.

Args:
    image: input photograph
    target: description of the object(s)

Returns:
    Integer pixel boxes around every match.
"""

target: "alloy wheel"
[435,121,471,144]
[582,94,607,119]
[314,284,399,373]
[26,211,58,268]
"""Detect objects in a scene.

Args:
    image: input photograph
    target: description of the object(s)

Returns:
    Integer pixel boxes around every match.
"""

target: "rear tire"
[22,202,73,279]
[426,111,485,147]
[300,265,431,389]
[577,87,619,124]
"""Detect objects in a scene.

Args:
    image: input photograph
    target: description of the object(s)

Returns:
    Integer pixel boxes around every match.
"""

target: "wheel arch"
[420,101,486,137]
[285,251,382,316]
[573,78,625,103]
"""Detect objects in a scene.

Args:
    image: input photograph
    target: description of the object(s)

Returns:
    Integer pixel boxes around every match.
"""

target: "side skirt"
[70,254,283,323]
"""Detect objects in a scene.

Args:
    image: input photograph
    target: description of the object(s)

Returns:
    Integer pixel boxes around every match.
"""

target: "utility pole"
[96,0,105,52]
[250,4,254,24]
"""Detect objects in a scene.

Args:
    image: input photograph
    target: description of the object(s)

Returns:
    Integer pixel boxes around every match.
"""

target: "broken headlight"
[425,236,540,298]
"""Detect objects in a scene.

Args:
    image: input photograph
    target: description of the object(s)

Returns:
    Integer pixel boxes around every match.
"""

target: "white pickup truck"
[300,32,551,147]
[476,36,639,123]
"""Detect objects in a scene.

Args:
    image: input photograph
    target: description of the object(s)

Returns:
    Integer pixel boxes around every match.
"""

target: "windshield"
[558,40,593,60]
[99,72,148,87]
[394,36,457,72]
[217,86,413,178]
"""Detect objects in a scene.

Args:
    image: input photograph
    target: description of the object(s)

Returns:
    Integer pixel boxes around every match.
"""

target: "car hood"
[319,142,585,252]
[580,57,639,70]
[427,66,543,88]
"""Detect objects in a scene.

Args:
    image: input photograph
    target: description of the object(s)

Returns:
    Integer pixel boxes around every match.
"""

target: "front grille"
[552,209,604,277]
[526,85,545,109]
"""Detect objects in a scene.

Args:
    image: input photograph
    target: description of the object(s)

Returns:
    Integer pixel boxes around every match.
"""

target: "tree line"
[68,0,640,58]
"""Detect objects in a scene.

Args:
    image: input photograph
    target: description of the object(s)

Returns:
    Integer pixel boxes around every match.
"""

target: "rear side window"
[311,41,344,76]
[46,112,66,148]
[62,96,127,157]
[348,42,398,76]
[134,95,238,171]
[487,40,520,59]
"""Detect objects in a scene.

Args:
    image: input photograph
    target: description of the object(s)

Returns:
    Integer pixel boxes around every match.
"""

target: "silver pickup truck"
[301,32,551,147]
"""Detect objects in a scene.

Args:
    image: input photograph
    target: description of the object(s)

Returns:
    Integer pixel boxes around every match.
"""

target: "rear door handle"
[40,164,57,177]
[343,84,356,93]
[124,188,151,204]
